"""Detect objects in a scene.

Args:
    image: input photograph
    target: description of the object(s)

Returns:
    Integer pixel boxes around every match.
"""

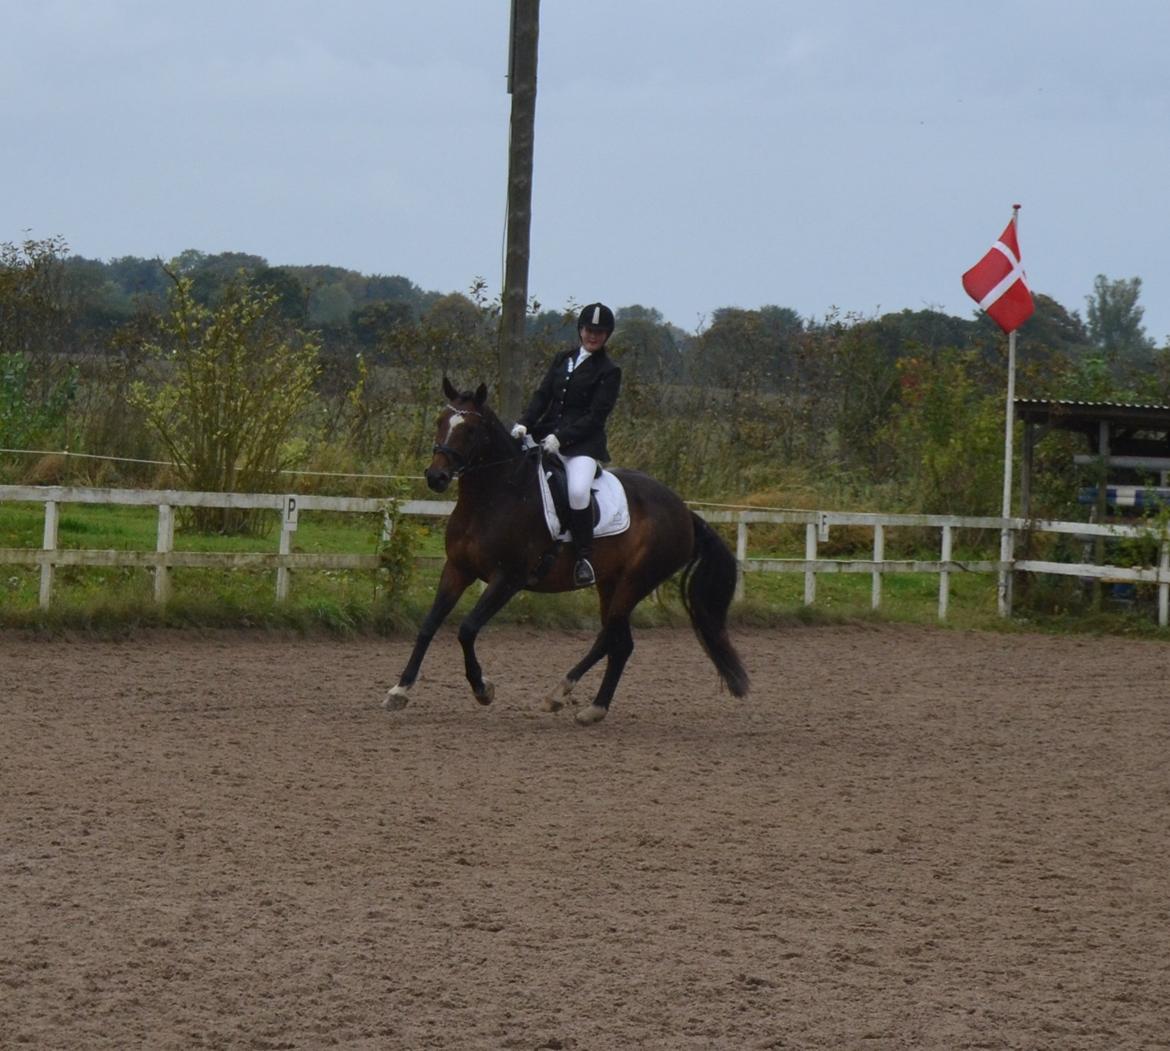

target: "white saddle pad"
[538,463,631,542]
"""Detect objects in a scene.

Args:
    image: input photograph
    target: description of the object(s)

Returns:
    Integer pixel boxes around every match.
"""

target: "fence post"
[155,503,174,605]
[276,495,298,603]
[276,526,291,602]
[1160,538,1169,628]
[274,521,291,599]
[997,522,1015,618]
[871,523,884,610]
[735,517,747,603]
[938,524,952,620]
[39,500,59,610]
[804,522,817,606]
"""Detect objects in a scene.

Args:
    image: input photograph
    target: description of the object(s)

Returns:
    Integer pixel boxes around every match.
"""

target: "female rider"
[511,302,621,587]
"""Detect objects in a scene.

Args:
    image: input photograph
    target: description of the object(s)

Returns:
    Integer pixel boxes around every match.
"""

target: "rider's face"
[580,325,609,351]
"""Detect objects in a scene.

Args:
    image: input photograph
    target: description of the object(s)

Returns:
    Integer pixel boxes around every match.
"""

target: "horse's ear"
[442,376,458,401]
[473,383,488,408]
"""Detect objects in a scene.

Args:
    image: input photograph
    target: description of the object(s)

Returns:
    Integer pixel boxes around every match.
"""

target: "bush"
[129,270,321,533]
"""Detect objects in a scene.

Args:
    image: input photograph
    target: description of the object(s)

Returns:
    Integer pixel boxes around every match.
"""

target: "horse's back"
[610,467,689,512]
[609,467,694,550]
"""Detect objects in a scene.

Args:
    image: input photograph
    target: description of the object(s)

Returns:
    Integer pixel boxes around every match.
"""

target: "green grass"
[0,501,448,555]
[737,565,998,626]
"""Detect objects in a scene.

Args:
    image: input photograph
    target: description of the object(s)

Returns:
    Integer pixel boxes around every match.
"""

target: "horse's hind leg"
[541,631,609,712]
[545,574,649,722]
[575,616,634,726]
[541,578,620,712]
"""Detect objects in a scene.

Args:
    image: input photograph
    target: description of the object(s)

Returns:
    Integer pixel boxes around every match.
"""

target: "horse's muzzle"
[425,468,451,492]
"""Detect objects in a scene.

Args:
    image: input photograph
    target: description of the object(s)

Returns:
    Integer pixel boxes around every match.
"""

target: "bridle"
[431,403,527,480]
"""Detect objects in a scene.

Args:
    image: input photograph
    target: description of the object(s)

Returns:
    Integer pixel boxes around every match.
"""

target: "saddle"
[541,453,601,529]
[534,450,630,542]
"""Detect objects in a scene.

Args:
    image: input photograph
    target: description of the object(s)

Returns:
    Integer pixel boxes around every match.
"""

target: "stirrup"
[573,557,596,588]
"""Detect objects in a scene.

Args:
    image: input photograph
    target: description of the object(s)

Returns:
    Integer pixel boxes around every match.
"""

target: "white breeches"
[564,455,598,510]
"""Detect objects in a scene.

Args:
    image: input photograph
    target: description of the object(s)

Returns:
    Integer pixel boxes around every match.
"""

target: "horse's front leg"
[457,571,524,706]
[383,561,473,710]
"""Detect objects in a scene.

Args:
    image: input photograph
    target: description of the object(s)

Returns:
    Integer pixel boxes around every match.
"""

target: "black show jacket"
[518,346,621,461]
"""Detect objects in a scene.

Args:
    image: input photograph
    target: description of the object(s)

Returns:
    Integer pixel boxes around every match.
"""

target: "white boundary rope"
[0,450,816,506]
[0,447,424,482]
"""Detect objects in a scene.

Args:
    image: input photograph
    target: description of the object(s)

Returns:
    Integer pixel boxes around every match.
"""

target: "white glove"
[510,423,527,440]
[541,433,560,455]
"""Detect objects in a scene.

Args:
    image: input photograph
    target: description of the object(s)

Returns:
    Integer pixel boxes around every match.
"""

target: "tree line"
[2,235,1166,531]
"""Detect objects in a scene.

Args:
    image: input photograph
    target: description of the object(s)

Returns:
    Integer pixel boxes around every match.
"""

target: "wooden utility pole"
[499,0,539,422]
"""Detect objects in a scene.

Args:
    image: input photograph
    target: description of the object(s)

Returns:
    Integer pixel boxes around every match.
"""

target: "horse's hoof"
[574,704,608,726]
[540,677,574,713]
[383,685,410,711]
[475,679,495,706]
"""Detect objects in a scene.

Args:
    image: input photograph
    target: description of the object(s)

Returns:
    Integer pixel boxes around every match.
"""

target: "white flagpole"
[997,204,1021,617]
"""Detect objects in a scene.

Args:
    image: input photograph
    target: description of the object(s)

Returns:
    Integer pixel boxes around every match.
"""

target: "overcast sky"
[4,1,1169,342]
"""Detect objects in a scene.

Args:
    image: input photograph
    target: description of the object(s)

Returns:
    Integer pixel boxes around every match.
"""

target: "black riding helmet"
[577,302,615,333]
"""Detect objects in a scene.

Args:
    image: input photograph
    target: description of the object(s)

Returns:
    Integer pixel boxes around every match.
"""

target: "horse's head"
[425,377,492,492]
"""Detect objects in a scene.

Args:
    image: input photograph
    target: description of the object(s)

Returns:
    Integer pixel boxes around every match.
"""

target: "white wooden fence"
[2,484,1169,624]
[701,506,1170,624]
[0,484,450,610]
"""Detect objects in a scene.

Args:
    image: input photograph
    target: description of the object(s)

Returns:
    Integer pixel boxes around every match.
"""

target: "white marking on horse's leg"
[383,684,411,710]
[540,677,575,713]
[574,704,608,726]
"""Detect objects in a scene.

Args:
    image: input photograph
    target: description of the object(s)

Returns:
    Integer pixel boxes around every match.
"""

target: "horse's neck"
[457,432,530,503]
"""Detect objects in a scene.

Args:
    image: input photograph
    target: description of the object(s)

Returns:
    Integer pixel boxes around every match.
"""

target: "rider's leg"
[565,455,597,587]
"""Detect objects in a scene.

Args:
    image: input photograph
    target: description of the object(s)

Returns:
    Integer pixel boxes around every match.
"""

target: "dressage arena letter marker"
[283,496,300,532]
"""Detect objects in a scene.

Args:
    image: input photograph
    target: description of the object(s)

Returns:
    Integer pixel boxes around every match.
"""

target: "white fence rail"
[2,484,1169,623]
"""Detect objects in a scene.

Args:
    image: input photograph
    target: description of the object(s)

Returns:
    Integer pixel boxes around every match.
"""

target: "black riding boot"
[568,507,596,587]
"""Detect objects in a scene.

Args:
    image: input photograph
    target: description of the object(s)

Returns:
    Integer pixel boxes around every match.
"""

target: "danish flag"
[962,214,1035,333]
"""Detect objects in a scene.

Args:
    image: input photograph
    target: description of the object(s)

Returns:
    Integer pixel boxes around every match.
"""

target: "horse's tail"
[680,512,749,698]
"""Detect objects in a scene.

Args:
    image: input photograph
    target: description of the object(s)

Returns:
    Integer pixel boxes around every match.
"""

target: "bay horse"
[383,378,748,724]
